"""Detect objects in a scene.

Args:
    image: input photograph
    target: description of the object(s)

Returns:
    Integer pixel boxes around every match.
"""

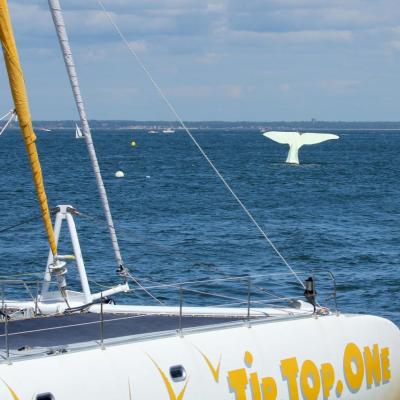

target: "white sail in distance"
[75,124,83,139]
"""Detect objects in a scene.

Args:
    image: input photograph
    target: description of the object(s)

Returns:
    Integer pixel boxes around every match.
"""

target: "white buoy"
[115,171,125,178]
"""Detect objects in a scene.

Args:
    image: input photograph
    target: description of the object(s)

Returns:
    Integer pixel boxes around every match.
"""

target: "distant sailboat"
[75,123,83,139]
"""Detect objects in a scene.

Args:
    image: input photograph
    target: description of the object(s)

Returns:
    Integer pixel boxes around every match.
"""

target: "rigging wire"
[0,209,299,307]
[0,208,163,305]
[124,269,164,305]
[96,0,305,289]
[0,208,283,304]
[0,109,14,121]
[0,109,16,136]
[77,210,293,301]
[0,209,58,234]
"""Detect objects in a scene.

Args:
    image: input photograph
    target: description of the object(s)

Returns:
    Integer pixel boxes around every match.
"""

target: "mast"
[48,0,125,273]
[0,0,57,257]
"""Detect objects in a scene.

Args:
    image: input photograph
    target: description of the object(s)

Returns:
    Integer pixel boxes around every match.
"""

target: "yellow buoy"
[131,140,136,147]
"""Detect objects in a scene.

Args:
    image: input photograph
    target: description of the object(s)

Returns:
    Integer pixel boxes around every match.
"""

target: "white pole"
[48,0,125,273]
[66,213,92,303]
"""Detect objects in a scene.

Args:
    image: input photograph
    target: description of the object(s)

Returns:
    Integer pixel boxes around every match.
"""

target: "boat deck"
[0,312,244,351]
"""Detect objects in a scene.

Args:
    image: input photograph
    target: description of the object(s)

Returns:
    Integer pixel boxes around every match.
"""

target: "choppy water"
[0,129,398,326]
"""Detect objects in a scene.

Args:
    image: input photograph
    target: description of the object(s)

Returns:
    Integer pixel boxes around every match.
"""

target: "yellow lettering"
[364,344,381,387]
[228,368,248,400]
[343,343,364,392]
[300,360,321,400]
[320,363,335,399]
[281,357,299,400]
[261,377,277,400]
[250,372,261,400]
[245,351,254,367]
[381,347,391,383]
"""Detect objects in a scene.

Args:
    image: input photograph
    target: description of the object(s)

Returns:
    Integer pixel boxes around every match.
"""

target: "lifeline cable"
[96,0,305,289]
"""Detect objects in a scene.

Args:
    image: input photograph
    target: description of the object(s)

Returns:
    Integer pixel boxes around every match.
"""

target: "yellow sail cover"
[0,0,57,256]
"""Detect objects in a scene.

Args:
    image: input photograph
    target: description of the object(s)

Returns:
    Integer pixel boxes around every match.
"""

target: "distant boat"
[148,130,157,134]
[75,123,83,139]
[162,128,175,134]
[39,128,52,132]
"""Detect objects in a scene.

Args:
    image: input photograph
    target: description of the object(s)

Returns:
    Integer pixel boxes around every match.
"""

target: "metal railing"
[133,270,337,307]
[0,269,338,363]
[130,269,338,336]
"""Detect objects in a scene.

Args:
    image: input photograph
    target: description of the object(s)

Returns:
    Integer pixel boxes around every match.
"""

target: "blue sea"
[0,129,398,326]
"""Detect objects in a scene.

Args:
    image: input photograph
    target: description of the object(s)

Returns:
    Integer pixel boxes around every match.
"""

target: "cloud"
[226,0,400,36]
[319,79,360,94]
[97,86,141,102]
[227,29,353,46]
[9,3,53,35]
[128,41,147,53]
[384,26,400,54]
[2,0,400,120]
[197,52,223,64]
[279,83,291,93]
[387,40,400,52]
[7,0,396,55]
[165,84,252,100]
[8,0,226,50]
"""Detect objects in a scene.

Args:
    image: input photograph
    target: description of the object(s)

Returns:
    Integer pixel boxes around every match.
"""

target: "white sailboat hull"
[0,313,398,399]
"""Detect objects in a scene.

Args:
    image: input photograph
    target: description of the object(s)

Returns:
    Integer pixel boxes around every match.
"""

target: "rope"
[96,0,305,289]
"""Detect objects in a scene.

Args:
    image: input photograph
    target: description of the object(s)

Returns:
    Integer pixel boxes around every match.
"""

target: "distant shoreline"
[8,120,400,131]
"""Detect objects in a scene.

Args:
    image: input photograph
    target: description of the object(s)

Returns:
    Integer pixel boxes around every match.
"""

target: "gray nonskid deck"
[0,313,244,351]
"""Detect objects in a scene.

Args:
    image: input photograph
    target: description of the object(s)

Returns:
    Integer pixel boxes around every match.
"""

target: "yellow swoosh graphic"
[148,356,188,400]
[6,385,19,400]
[196,348,222,383]
[1,380,20,400]
[201,353,222,382]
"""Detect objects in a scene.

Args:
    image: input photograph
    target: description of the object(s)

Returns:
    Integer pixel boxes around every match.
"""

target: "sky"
[1,0,400,121]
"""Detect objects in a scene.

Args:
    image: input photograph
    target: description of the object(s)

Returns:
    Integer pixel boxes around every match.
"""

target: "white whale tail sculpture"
[263,131,339,164]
